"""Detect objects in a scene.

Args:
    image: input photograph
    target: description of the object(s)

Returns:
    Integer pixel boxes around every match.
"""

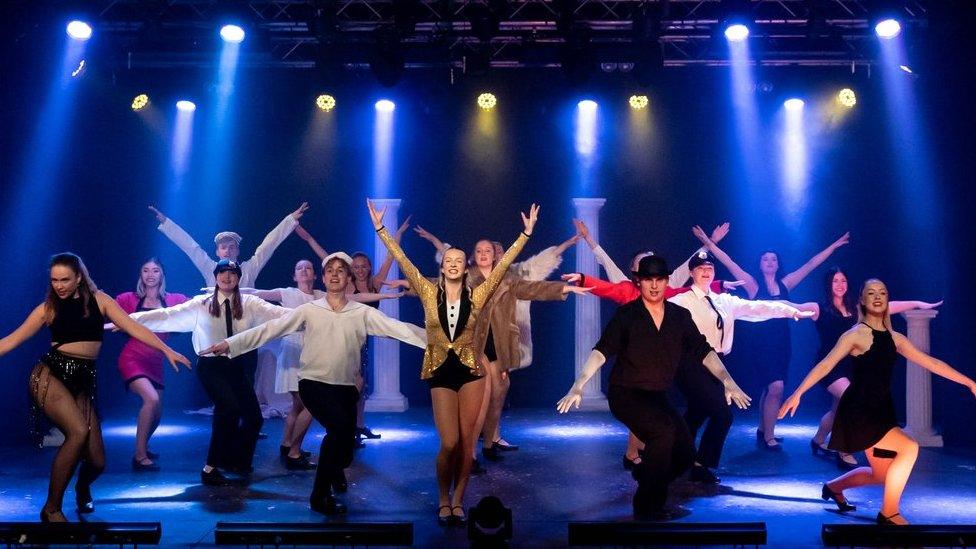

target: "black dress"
[739,279,792,386]
[828,324,899,453]
[815,305,855,388]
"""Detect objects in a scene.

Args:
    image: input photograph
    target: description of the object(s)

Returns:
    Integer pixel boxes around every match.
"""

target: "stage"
[1,408,974,547]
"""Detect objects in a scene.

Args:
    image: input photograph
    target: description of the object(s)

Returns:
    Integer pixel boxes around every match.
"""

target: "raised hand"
[198,340,230,357]
[778,393,802,419]
[556,388,583,414]
[521,203,540,235]
[165,349,192,372]
[148,205,167,223]
[395,215,412,242]
[572,218,591,240]
[367,199,386,230]
[561,273,582,285]
[831,231,851,249]
[710,222,731,244]
[692,225,711,246]
[291,202,310,220]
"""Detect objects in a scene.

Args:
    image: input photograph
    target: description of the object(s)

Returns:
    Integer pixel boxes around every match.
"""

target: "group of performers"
[1,199,974,528]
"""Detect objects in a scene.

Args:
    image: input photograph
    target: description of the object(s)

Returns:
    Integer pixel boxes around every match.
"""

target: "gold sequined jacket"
[376,226,529,379]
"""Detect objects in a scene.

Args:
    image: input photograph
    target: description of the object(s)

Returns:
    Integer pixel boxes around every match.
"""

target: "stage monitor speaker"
[568,521,767,546]
[822,523,976,547]
[0,521,161,545]
[214,522,413,546]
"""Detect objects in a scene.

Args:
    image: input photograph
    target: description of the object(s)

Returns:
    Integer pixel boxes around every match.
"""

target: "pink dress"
[116,292,189,388]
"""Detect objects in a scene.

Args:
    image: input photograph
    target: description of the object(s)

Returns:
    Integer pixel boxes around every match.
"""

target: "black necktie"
[223,299,234,337]
[704,295,725,347]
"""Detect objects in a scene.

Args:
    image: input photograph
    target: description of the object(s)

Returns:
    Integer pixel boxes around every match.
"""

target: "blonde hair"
[136,257,168,300]
[856,278,893,331]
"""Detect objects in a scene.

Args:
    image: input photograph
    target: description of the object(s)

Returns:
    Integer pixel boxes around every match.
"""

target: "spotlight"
[724,24,750,42]
[784,98,804,110]
[131,94,149,111]
[316,94,336,112]
[629,95,649,110]
[176,100,196,112]
[220,24,246,43]
[837,88,856,108]
[477,93,497,111]
[66,20,92,41]
[578,99,598,112]
[874,18,901,39]
[375,99,395,113]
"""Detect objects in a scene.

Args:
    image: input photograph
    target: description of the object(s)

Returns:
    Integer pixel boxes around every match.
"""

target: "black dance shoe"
[622,454,641,471]
[75,486,94,514]
[357,426,382,440]
[310,495,347,516]
[285,455,317,470]
[493,438,519,451]
[279,445,312,458]
[332,470,348,494]
[756,430,784,445]
[482,445,504,462]
[450,505,467,525]
[200,468,231,487]
[132,456,161,472]
[876,512,904,525]
[821,483,856,512]
[810,439,836,458]
[690,464,721,484]
[437,505,452,526]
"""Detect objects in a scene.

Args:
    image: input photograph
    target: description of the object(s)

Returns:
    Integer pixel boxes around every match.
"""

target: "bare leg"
[480,361,507,446]
[813,378,849,445]
[29,365,90,521]
[129,378,161,463]
[431,388,461,512]
[761,380,784,444]
[452,377,488,515]
[281,392,298,449]
[488,370,511,443]
[875,428,918,523]
[471,361,494,459]
[287,392,313,459]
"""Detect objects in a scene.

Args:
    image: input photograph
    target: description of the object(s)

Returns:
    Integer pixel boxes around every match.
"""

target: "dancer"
[127,259,287,486]
[732,232,850,449]
[0,253,190,522]
[370,199,535,526]
[200,252,427,515]
[808,267,942,469]
[668,239,813,484]
[149,202,308,287]
[780,278,975,525]
[557,255,750,520]
[115,258,189,471]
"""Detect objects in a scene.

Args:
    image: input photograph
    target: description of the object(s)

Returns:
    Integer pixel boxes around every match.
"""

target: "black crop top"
[49,294,105,344]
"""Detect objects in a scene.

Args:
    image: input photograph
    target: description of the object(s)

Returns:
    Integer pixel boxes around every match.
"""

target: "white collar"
[690,284,713,299]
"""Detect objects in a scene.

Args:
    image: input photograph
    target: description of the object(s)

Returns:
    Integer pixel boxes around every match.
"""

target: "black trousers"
[674,360,733,469]
[298,379,359,503]
[196,352,263,471]
[608,385,695,512]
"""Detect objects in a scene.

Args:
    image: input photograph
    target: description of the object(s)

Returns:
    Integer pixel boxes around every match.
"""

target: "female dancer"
[128,259,287,486]
[808,267,941,469]
[0,253,190,521]
[115,258,189,471]
[780,278,975,524]
[369,199,535,525]
[732,232,850,449]
[200,252,427,515]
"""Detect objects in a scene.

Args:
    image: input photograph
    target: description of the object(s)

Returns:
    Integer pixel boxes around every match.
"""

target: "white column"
[901,309,942,447]
[366,198,408,412]
[572,198,609,410]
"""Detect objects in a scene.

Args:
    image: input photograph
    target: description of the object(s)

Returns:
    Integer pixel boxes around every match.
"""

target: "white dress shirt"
[157,215,298,287]
[225,298,427,387]
[130,293,288,354]
[592,244,697,288]
[668,284,801,355]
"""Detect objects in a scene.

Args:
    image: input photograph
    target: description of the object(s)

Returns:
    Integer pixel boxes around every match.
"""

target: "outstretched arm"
[369,200,431,295]
[242,202,307,281]
[240,288,284,302]
[779,330,858,417]
[894,332,976,394]
[472,205,537,304]
[563,273,638,304]
[294,224,328,261]
[781,231,850,291]
[671,222,731,287]
[372,216,412,290]
[0,304,46,357]
[889,300,943,315]
[693,225,759,298]
[97,293,191,371]
[153,206,215,282]
[350,291,403,304]
[413,225,449,256]
[574,218,629,283]
[556,350,606,413]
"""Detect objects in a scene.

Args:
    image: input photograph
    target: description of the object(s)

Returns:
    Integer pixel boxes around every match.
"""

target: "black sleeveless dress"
[828,325,899,453]
[815,305,855,388]
[739,279,792,386]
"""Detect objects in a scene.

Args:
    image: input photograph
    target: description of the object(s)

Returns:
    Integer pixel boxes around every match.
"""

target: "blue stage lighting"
[176,100,197,112]
[875,19,902,39]
[577,99,597,112]
[375,99,395,112]
[724,24,750,42]
[220,24,245,43]
[66,21,92,41]
[784,98,804,111]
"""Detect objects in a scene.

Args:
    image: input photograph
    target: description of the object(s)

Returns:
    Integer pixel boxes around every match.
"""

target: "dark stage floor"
[1,408,974,547]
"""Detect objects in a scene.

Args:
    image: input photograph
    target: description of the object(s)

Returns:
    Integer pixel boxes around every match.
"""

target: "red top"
[580,275,725,305]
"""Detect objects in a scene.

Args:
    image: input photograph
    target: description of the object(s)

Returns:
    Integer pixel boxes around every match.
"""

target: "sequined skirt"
[29,349,97,446]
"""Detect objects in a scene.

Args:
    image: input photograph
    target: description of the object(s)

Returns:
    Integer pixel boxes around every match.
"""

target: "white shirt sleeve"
[130,297,202,333]
[227,307,306,358]
[244,295,291,325]
[725,294,800,322]
[241,214,299,284]
[158,219,216,284]
[512,246,563,281]
[592,245,629,283]
[364,307,428,349]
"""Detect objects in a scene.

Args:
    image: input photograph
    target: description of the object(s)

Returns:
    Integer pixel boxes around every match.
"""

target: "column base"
[365,394,409,412]
[576,394,610,411]
[904,427,943,447]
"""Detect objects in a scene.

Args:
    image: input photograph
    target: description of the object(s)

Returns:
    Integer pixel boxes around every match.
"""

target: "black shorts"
[426,354,482,392]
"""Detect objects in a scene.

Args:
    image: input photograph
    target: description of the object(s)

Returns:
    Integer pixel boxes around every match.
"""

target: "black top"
[49,294,105,344]
[352,286,380,309]
[595,300,714,391]
[815,304,855,360]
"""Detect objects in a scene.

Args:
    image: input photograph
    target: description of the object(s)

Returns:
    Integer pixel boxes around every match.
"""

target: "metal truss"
[86,1,929,70]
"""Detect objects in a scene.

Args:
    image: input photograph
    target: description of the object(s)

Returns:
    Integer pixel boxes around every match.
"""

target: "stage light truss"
[89,0,929,70]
